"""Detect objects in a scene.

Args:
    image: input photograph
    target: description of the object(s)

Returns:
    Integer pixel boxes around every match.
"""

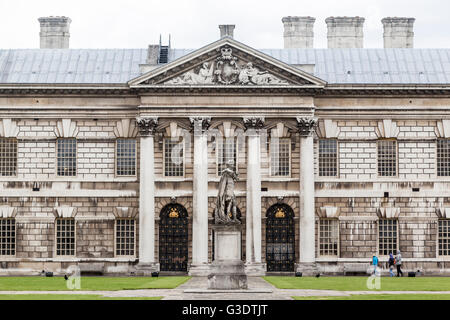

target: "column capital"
[189,116,211,133]
[136,117,158,137]
[296,117,318,137]
[243,117,265,131]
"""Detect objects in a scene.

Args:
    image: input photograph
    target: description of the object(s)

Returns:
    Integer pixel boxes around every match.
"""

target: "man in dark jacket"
[396,250,403,277]
[388,253,395,277]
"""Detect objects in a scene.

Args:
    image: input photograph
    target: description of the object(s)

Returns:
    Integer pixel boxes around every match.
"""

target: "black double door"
[266,204,295,272]
[159,204,188,272]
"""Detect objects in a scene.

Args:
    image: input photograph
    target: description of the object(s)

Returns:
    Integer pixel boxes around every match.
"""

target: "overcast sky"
[0,0,448,49]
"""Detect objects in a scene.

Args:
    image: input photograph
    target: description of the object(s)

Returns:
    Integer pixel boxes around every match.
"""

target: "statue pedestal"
[208,224,248,290]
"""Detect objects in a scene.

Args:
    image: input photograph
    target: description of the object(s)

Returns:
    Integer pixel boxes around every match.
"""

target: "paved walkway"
[2,277,450,300]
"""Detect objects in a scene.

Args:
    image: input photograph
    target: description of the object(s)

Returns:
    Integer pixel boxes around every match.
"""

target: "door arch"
[266,203,295,272]
[159,203,188,272]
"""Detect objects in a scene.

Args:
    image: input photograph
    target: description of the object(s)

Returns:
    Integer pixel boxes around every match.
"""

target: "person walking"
[372,254,379,276]
[388,252,395,277]
[396,250,403,277]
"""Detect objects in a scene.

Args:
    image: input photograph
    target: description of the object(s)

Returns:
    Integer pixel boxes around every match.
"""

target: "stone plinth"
[208,224,247,290]
[135,263,159,276]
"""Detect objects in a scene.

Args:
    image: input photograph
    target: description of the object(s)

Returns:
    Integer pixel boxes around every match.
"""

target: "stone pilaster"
[136,116,159,274]
[296,117,318,275]
[189,117,211,276]
[243,117,266,275]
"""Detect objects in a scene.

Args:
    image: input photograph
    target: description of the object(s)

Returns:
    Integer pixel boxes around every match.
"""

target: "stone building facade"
[0,15,450,275]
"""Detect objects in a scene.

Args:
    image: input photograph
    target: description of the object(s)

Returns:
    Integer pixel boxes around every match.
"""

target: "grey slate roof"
[0,49,146,84]
[1,48,450,85]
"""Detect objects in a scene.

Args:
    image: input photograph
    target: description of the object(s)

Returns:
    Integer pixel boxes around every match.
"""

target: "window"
[57,138,77,176]
[437,139,450,177]
[0,138,17,177]
[116,219,135,256]
[438,220,450,256]
[378,219,398,256]
[217,137,237,175]
[55,218,75,256]
[319,139,338,177]
[0,218,15,256]
[378,140,397,177]
[319,219,339,256]
[270,138,291,177]
[116,139,136,176]
[164,138,184,177]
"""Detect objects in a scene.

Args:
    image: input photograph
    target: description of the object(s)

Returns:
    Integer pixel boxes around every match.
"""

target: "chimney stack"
[219,25,235,38]
[282,16,315,49]
[382,17,415,48]
[38,16,71,49]
[325,16,365,48]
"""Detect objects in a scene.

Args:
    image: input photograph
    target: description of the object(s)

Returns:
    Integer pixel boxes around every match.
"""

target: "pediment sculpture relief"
[165,47,289,86]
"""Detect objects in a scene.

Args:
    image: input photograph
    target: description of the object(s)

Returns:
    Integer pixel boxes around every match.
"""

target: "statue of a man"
[214,160,240,224]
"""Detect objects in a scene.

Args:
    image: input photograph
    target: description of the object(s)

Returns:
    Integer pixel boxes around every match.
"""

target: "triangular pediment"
[129,37,326,88]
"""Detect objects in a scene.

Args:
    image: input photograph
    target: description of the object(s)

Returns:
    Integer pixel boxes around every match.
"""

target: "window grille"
[319,139,338,177]
[379,219,398,256]
[0,138,17,177]
[164,138,184,177]
[217,137,236,175]
[116,219,135,256]
[439,220,450,256]
[0,218,15,256]
[56,218,75,256]
[319,219,339,256]
[116,139,136,176]
[437,139,450,177]
[378,140,397,177]
[270,138,290,177]
[57,138,77,176]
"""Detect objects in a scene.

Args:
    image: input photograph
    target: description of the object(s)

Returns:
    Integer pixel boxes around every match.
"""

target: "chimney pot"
[282,16,315,48]
[219,25,235,38]
[38,16,71,49]
[382,17,415,48]
[325,16,365,48]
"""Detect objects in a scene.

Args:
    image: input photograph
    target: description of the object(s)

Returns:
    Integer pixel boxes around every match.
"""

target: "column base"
[245,262,267,276]
[295,262,319,276]
[135,262,160,276]
[188,263,211,276]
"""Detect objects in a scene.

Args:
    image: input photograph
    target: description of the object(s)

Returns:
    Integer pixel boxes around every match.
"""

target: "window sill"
[263,177,297,182]
[155,177,192,182]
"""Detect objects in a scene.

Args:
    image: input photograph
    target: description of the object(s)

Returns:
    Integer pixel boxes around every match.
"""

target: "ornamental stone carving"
[136,117,158,136]
[243,117,265,130]
[165,46,289,86]
[296,117,318,136]
[190,116,212,133]
[215,47,240,85]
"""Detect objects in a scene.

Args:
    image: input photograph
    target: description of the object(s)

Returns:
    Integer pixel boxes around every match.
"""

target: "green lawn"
[264,276,450,291]
[293,294,450,300]
[0,294,163,300]
[0,276,190,291]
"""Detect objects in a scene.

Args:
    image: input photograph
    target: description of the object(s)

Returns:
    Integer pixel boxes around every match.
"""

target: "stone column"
[136,116,159,274]
[189,117,211,276]
[243,117,266,275]
[296,117,318,275]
